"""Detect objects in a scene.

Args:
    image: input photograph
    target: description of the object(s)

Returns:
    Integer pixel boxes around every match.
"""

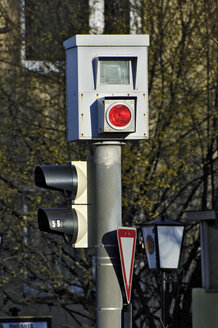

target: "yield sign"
[117,227,136,303]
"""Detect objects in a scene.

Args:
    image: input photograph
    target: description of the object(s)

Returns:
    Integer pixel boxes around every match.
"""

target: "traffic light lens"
[108,105,131,127]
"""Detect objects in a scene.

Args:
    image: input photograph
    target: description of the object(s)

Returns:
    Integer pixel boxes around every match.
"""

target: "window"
[21,0,139,71]
[100,59,130,85]
[104,0,130,34]
[24,0,89,62]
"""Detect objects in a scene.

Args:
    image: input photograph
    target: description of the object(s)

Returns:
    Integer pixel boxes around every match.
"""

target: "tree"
[122,0,217,326]
[0,0,217,327]
[0,1,94,327]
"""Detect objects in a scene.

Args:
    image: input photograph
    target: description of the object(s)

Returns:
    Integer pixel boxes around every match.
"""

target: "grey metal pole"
[94,141,123,328]
[161,271,167,328]
[122,304,132,328]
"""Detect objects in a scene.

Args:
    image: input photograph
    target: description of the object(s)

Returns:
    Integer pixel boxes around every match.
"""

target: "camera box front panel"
[64,35,149,141]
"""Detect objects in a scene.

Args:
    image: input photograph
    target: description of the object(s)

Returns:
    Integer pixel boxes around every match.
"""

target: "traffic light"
[35,161,94,248]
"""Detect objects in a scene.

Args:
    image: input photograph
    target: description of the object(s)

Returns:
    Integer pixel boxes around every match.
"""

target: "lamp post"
[0,233,4,283]
[0,233,3,253]
[141,215,185,327]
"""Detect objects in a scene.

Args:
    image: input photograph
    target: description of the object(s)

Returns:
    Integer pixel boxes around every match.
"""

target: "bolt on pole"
[94,142,123,328]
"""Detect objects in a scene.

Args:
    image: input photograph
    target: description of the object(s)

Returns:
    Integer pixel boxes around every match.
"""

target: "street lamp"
[141,215,185,327]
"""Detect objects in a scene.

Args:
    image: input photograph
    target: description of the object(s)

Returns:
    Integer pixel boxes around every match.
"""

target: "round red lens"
[108,105,131,128]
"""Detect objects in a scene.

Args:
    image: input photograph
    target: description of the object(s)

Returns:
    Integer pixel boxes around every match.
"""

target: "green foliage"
[0,0,93,325]
[0,0,217,327]
[122,0,217,224]
[122,0,217,326]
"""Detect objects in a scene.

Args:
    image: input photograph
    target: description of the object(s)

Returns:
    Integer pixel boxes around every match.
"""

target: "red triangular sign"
[117,227,136,303]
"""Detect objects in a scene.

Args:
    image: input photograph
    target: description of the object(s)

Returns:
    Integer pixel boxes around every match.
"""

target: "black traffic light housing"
[35,161,94,248]
[35,164,78,195]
